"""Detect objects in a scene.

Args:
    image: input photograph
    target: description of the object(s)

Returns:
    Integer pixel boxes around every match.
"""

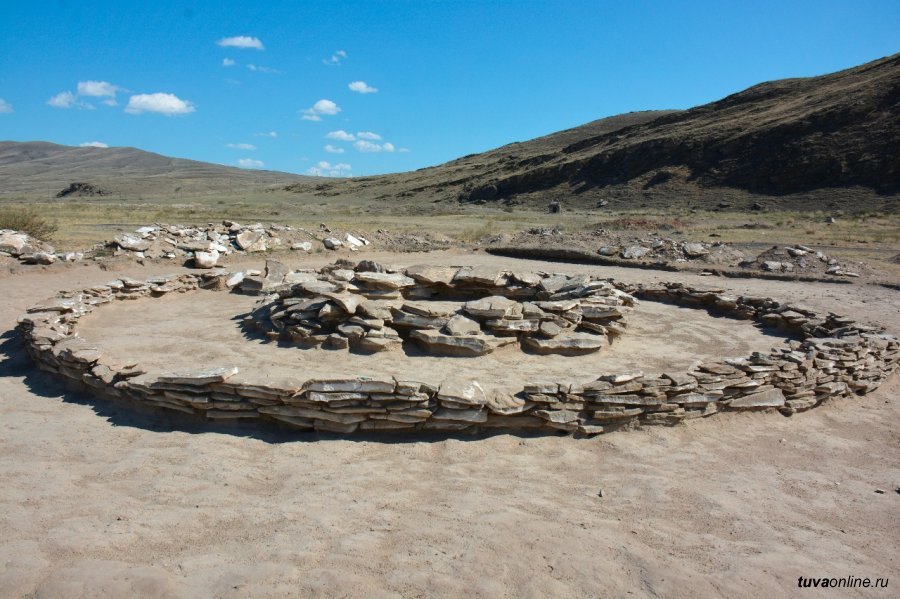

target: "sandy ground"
[75,290,786,396]
[1,249,898,598]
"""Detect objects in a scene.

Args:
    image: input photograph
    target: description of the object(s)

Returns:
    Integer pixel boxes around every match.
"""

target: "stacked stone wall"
[17,266,898,436]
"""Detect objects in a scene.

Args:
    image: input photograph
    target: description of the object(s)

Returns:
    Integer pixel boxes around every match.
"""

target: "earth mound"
[55,181,111,198]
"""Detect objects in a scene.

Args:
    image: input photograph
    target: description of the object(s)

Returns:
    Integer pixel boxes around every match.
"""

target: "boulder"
[116,235,151,252]
[485,391,527,415]
[345,234,365,248]
[264,259,288,285]
[597,246,619,257]
[538,321,564,337]
[235,230,267,252]
[291,241,313,252]
[444,314,482,336]
[323,237,343,250]
[193,249,219,269]
[437,380,487,407]
[621,246,649,260]
[225,272,245,288]
[20,252,56,265]
[0,231,30,255]
[682,242,708,258]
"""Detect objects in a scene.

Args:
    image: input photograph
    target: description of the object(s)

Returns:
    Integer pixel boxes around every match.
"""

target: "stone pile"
[243,261,634,356]
[745,244,862,278]
[0,229,82,265]
[16,266,899,437]
[107,221,371,266]
[598,239,734,263]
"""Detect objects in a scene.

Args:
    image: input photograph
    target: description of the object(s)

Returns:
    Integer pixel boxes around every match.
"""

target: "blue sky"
[0,0,898,177]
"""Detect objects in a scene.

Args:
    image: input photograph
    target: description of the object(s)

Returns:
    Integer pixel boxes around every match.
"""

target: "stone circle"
[17,260,899,437]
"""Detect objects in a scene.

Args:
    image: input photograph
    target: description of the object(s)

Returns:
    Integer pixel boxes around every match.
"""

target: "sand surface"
[1,249,898,597]
[75,290,787,395]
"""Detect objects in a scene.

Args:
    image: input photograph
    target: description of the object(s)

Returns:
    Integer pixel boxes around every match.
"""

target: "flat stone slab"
[443,314,482,336]
[464,296,521,319]
[452,266,507,286]
[353,272,415,290]
[157,366,239,386]
[404,265,458,285]
[524,332,608,355]
[410,329,509,356]
[437,380,487,407]
[729,388,785,409]
[303,378,396,393]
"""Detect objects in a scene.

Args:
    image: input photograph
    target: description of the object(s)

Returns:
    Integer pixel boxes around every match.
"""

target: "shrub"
[0,207,58,240]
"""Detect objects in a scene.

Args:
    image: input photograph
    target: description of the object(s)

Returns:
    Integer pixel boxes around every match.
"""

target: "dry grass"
[0,206,59,240]
[2,192,898,277]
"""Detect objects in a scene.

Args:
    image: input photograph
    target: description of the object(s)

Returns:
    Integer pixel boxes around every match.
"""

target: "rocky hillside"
[288,53,900,211]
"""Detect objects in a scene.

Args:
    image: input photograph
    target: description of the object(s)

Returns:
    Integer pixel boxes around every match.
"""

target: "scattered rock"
[193,249,219,269]
[621,246,649,260]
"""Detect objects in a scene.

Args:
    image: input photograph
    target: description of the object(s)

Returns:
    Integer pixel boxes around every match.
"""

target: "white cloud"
[324,144,344,154]
[125,92,195,115]
[247,64,282,74]
[47,91,77,108]
[226,143,256,150]
[255,131,278,138]
[323,50,347,66]
[356,131,381,140]
[222,58,236,67]
[348,80,378,94]
[237,158,264,168]
[301,99,340,121]
[398,147,411,153]
[217,36,264,50]
[0,98,11,113]
[306,161,351,177]
[354,140,395,153]
[77,80,119,97]
[47,81,121,110]
[80,141,109,148]
[325,129,355,141]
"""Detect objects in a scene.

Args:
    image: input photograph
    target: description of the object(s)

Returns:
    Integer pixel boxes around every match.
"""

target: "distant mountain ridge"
[0,141,304,197]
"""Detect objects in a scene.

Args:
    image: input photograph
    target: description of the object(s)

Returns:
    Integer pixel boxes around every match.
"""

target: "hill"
[0,141,304,198]
[286,53,899,211]
[2,54,897,212]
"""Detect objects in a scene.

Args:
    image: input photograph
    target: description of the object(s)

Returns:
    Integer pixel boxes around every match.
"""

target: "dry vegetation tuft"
[0,206,58,240]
